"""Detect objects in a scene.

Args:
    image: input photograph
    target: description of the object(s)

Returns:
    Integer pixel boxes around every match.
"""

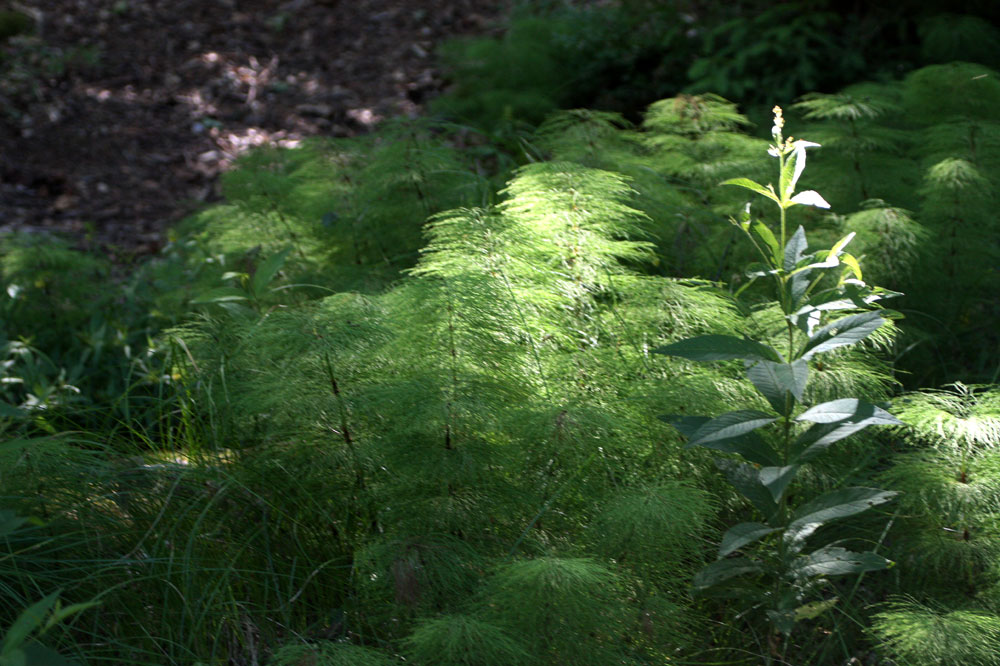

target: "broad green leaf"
[251,247,292,297]
[789,487,897,532]
[191,287,248,304]
[783,520,823,554]
[692,557,763,592]
[719,522,779,558]
[653,336,782,363]
[787,268,812,309]
[746,359,808,415]
[661,415,709,439]
[790,547,891,578]
[759,464,800,502]
[790,422,870,464]
[800,311,884,359]
[661,415,780,466]
[721,177,780,204]
[783,226,808,271]
[1,593,59,654]
[796,398,901,425]
[689,410,777,447]
[718,460,779,520]
[790,402,900,463]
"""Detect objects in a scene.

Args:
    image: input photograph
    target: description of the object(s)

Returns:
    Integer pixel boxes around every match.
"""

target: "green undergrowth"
[2,60,1000,665]
[434,2,1000,132]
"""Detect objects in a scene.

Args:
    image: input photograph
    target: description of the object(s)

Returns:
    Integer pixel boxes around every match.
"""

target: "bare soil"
[0,0,507,260]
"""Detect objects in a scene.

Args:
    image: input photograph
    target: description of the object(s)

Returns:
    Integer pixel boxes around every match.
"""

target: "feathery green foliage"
[872,599,1000,666]
[793,63,1000,384]
[7,40,1000,665]
[404,615,529,666]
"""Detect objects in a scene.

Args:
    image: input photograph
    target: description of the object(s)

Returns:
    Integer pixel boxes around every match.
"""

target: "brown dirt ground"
[0,0,508,260]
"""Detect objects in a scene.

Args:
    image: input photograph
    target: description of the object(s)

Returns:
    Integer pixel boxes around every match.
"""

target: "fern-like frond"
[894,384,1000,451]
[841,203,926,287]
[404,614,530,666]
[591,481,713,578]
[642,94,752,136]
[903,63,1000,125]
[795,84,902,122]
[871,598,1000,666]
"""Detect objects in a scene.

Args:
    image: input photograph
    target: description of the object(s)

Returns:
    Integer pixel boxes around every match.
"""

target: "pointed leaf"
[746,360,808,415]
[829,231,856,257]
[46,600,98,628]
[718,459,779,519]
[780,148,798,201]
[662,415,780,465]
[251,247,292,297]
[789,252,838,276]
[783,226,808,271]
[800,311,884,359]
[749,220,781,266]
[1,593,59,654]
[721,177,780,204]
[796,398,901,425]
[790,400,900,464]
[689,410,777,447]
[719,522,780,558]
[653,336,782,363]
[788,190,831,208]
[840,253,862,280]
[785,140,821,198]
[783,520,823,554]
[790,547,891,578]
[789,232,854,274]
[790,422,870,464]
[660,415,709,439]
[692,557,763,592]
[191,287,248,304]
[789,487,897,532]
[759,464,800,502]
[787,269,812,309]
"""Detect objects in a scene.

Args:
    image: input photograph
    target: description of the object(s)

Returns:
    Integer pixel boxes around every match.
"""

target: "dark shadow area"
[0,0,506,256]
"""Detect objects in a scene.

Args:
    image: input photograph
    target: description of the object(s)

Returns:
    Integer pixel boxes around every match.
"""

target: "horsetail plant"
[655,106,903,655]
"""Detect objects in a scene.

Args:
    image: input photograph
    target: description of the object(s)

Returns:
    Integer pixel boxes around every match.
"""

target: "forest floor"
[0,0,507,261]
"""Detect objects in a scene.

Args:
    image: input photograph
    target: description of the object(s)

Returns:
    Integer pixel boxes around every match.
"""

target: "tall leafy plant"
[655,107,902,655]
